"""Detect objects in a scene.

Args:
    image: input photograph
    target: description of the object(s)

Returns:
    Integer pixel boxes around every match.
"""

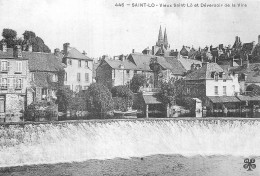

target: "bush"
[111,85,134,111]
[85,83,114,118]
[130,74,146,93]
[25,101,57,121]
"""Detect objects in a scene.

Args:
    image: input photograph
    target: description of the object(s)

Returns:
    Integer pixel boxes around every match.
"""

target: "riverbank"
[1,155,259,176]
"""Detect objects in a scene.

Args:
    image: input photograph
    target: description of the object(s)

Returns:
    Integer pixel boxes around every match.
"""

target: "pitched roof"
[0,48,63,72]
[178,58,202,71]
[22,51,63,72]
[207,96,240,103]
[128,53,153,71]
[0,48,15,59]
[185,62,231,80]
[31,72,59,88]
[64,47,93,61]
[105,59,136,70]
[164,57,186,75]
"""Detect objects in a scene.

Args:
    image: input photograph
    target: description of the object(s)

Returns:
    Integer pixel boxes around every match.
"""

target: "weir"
[0,118,260,167]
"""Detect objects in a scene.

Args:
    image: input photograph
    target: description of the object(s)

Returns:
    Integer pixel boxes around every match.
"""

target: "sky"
[0,0,260,58]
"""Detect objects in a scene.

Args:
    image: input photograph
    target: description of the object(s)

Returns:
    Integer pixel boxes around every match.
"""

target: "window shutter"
[21,79,23,89]
[13,78,16,88]
[7,62,10,71]
[0,78,2,88]
[0,61,1,71]
[7,78,10,88]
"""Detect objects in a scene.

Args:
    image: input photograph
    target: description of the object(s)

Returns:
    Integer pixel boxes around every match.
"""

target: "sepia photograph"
[0,0,260,175]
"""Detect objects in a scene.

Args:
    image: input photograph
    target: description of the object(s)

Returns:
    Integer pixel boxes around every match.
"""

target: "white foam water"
[0,119,260,167]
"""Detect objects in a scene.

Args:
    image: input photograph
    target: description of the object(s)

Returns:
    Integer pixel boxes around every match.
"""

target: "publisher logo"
[244,158,256,171]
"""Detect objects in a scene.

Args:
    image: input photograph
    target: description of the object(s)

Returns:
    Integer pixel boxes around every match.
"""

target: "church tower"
[156,26,164,47]
[163,28,168,49]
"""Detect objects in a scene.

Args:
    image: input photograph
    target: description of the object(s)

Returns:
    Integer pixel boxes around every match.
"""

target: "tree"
[130,74,146,93]
[56,86,74,112]
[111,85,134,111]
[85,83,114,118]
[2,28,17,39]
[1,28,19,48]
[23,31,36,40]
[158,78,176,106]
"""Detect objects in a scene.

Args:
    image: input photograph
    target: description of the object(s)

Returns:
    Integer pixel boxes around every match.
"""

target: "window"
[78,60,81,67]
[85,73,89,82]
[223,86,227,95]
[214,86,218,95]
[31,73,35,81]
[64,72,67,81]
[16,61,22,73]
[1,78,8,89]
[85,61,89,68]
[0,61,9,72]
[126,70,130,74]
[77,73,81,81]
[223,79,226,82]
[187,87,190,94]
[134,70,137,74]
[68,59,72,65]
[112,69,115,78]
[0,96,5,113]
[214,73,218,81]
[15,78,23,89]
[219,72,223,78]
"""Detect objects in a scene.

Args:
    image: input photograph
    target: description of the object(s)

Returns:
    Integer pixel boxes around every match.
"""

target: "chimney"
[1,42,7,52]
[235,36,239,42]
[258,35,260,44]
[54,48,60,56]
[13,45,22,58]
[132,49,135,53]
[82,50,87,56]
[63,43,70,55]
[28,44,32,52]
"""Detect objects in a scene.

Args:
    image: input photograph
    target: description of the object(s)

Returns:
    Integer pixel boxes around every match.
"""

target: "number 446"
[115,3,124,7]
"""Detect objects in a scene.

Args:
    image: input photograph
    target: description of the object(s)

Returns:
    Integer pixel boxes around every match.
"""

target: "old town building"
[62,43,93,92]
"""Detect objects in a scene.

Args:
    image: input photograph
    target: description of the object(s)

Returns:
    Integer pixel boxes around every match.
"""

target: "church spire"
[156,25,164,47]
[163,28,168,49]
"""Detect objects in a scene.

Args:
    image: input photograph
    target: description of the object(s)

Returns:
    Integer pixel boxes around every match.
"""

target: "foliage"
[113,97,130,111]
[246,84,260,95]
[130,74,147,93]
[25,36,51,53]
[111,85,134,99]
[1,29,21,48]
[56,86,74,112]
[158,78,176,106]
[177,97,196,112]
[24,101,57,121]
[85,83,114,117]
[2,28,17,39]
[23,31,36,40]
[111,86,134,111]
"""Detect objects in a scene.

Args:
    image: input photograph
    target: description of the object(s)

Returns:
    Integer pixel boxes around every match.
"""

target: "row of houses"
[0,42,93,121]
[96,27,260,117]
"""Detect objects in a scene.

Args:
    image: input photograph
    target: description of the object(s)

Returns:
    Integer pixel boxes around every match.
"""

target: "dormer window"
[211,72,215,78]
[219,72,223,78]
[52,74,58,82]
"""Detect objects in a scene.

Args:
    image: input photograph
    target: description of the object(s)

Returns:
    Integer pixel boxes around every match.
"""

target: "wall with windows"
[64,58,93,92]
[205,79,239,96]
[0,59,29,94]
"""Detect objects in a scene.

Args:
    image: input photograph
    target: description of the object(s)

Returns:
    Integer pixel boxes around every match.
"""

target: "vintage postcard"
[0,0,260,175]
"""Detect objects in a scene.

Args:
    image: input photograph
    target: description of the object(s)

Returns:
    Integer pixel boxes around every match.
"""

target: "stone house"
[185,62,241,108]
[62,43,93,92]
[96,53,154,89]
[26,49,64,103]
[0,43,30,122]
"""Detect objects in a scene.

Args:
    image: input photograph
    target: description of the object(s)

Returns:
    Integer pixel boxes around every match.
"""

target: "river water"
[0,118,260,175]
